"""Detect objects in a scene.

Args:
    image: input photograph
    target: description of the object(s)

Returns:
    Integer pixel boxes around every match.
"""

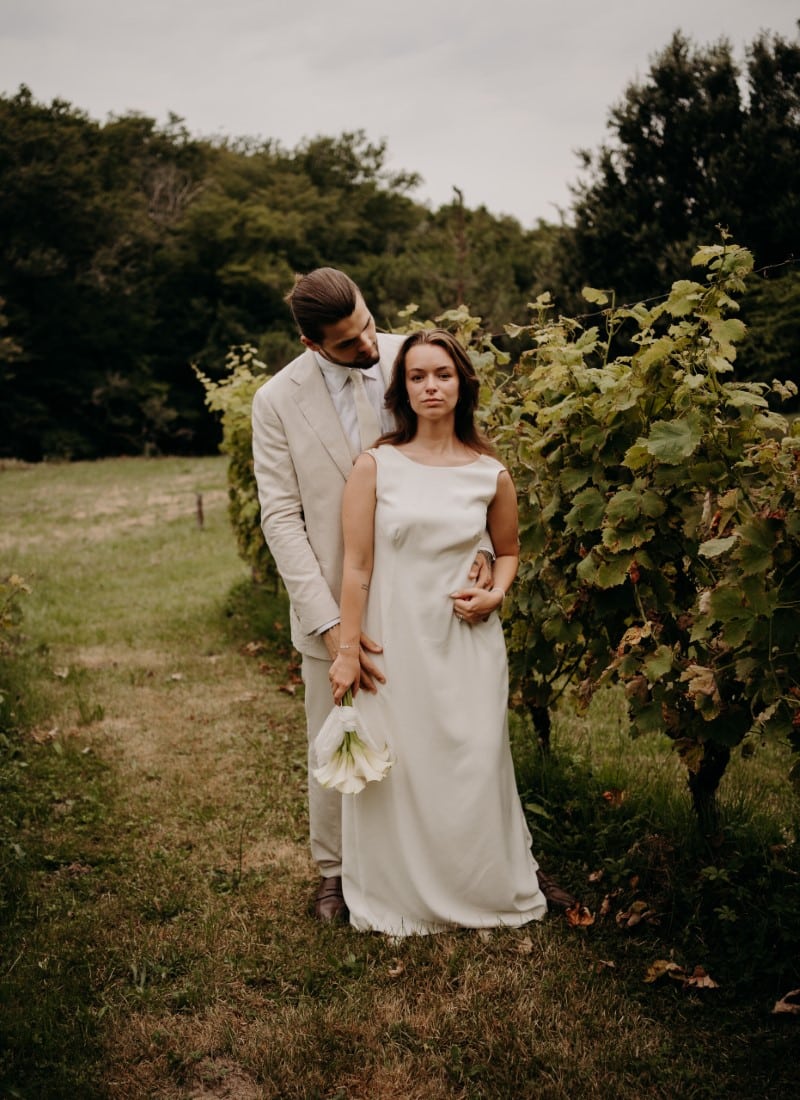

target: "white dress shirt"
[315,353,394,454]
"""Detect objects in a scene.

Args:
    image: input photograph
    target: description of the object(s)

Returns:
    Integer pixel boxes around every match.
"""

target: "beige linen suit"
[251,332,405,874]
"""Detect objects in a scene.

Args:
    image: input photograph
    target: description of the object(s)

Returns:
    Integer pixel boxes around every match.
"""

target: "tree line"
[0,27,798,461]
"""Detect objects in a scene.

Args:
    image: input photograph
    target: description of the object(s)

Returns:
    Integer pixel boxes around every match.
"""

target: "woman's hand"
[329,651,361,703]
[449,585,504,625]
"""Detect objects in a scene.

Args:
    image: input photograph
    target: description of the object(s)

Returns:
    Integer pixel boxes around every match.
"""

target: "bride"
[328,328,547,936]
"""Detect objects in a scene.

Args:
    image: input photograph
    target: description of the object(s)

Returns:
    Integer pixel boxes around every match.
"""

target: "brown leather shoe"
[537,870,577,910]
[314,876,349,922]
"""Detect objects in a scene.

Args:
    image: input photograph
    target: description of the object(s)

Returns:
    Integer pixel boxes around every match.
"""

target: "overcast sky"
[1,1,797,227]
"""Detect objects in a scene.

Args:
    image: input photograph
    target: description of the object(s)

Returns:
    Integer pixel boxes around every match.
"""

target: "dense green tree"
[0,89,211,458]
[0,93,552,458]
[559,28,800,388]
[564,30,800,297]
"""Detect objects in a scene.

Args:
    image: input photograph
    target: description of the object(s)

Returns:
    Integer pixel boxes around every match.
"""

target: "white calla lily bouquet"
[313,690,394,794]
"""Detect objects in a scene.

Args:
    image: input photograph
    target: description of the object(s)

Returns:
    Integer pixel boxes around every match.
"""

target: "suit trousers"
[302,653,342,876]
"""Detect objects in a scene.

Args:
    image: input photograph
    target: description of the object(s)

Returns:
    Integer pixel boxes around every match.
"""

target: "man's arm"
[252,385,340,634]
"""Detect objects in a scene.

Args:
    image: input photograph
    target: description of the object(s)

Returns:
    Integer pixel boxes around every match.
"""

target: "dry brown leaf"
[64,862,92,876]
[644,959,685,984]
[30,726,60,744]
[566,903,595,927]
[516,936,534,955]
[616,900,658,929]
[772,989,800,1015]
[279,683,297,696]
[602,788,626,806]
[683,965,719,990]
[599,894,613,918]
[588,869,604,883]
[387,960,405,978]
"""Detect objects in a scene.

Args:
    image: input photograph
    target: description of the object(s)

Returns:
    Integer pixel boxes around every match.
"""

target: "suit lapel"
[291,351,353,480]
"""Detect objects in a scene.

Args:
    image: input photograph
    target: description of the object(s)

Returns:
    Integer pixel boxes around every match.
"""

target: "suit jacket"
[251,332,405,660]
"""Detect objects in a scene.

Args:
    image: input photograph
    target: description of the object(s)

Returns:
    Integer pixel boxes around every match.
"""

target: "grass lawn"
[1,456,798,1099]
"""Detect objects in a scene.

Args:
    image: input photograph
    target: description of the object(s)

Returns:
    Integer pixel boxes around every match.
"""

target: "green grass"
[1,456,799,1098]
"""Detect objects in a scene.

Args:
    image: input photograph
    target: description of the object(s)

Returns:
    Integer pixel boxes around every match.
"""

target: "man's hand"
[468,549,494,590]
[323,626,385,694]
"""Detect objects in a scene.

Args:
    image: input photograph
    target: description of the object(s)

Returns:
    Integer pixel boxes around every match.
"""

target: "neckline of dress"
[386,444,486,469]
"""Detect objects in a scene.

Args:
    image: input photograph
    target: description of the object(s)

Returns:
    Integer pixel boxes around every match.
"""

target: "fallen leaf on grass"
[63,862,93,877]
[167,672,184,681]
[53,667,70,680]
[644,959,719,989]
[616,899,659,928]
[516,936,534,955]
[30,726,60,744]
[241,641,266,656]
[387,960,405,978]
[683,965,719,990]
[566,903,595,927]
[644,959,685,984]
[602,788,626,806]
[279,682,297,696]
[772,989,800,1016]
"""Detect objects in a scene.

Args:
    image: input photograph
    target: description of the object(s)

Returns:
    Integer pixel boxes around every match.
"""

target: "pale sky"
[1,0,797,227]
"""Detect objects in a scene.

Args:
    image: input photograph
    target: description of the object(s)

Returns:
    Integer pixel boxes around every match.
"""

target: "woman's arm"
[450,469,519,624]
[329,453,377,702]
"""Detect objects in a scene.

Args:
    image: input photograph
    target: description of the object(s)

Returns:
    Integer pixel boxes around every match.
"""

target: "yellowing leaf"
[582,286,609,305]
[644,959,685,984]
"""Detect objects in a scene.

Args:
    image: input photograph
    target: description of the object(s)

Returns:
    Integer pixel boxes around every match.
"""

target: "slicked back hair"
[285,268,360,344]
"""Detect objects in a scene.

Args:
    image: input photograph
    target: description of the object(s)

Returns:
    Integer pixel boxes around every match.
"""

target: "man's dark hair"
[285,267,360,344]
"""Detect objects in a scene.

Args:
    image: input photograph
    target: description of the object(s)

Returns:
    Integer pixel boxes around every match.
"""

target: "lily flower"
[313,690,394,794]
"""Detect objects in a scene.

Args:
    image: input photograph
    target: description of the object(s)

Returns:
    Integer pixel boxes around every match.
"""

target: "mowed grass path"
[1,457,797,1099]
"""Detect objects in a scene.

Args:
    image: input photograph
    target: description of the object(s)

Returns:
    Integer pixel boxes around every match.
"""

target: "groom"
[252,267,575,920]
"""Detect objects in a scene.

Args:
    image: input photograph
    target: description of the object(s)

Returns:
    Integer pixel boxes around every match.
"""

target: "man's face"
[303,295,380,369]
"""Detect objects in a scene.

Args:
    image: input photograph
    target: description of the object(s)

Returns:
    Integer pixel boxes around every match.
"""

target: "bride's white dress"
[342,445,547,935]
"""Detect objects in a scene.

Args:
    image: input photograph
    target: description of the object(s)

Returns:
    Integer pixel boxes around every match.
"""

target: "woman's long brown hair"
[376,329,495,455]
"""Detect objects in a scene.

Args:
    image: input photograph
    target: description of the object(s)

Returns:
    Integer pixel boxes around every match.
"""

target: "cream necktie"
[349,368,381,456]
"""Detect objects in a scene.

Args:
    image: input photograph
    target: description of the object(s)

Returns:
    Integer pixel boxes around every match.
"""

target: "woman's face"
[404,343,460,422]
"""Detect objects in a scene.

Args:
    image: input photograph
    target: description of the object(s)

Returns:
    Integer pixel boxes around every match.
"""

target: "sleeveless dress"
[342,445,547,936]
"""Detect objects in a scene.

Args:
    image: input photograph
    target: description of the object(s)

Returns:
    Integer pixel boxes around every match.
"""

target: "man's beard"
[320,343,380,369]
